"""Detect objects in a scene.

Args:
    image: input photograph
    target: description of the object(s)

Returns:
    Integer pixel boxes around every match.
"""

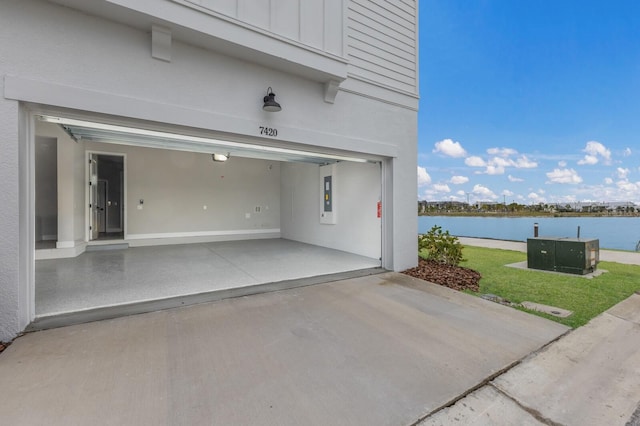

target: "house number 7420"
[259,126,278,137]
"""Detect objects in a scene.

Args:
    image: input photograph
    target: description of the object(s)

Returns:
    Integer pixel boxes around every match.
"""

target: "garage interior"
[33,115,383,323]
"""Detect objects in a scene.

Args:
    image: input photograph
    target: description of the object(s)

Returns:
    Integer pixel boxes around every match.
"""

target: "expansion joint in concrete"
[409,359,525,426]
[489,383,565,426]
[411,328,572,426]
[626,400,640,426]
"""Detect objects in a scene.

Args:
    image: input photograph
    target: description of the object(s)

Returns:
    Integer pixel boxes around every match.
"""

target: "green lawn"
[459,246,640,328]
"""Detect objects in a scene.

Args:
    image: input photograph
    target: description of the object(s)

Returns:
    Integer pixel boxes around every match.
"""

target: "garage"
[1,0,417,341]
[32,113,384,327]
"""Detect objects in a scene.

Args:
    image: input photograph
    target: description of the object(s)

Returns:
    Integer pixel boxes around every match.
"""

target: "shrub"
[418,225,465,266]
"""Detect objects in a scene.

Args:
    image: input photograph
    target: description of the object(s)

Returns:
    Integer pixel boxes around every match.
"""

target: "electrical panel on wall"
[320,163,337,224]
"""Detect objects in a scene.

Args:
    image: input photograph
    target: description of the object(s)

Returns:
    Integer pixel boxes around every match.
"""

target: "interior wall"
[84,141,281,236]
[281,161,381,259]
[34,121,85,247]
[34,137,58,241]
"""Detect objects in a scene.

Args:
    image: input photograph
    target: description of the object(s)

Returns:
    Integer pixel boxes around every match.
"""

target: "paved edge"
[419,292,640,426]
[411,327,570,426]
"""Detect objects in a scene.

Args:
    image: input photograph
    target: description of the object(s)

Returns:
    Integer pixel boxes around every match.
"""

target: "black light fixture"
[263,87,282,112]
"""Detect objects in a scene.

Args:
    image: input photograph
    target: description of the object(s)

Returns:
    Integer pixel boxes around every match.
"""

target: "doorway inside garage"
[32,113,384,326]
[87,153,125,242]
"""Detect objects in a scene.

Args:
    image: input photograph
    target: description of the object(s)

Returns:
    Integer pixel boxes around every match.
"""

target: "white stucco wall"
[0,0,418,340]
[281,161,381,259]
[35,120,86,246]
[34,137,58,241]
[0,97,21,340]
[85,142,282,236]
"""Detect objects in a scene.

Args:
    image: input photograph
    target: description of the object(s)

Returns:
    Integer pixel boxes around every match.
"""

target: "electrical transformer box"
[527,237,599,275]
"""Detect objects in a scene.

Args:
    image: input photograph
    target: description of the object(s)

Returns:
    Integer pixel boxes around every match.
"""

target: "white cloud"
[450,175,469,185]
[578,155,598,165]
[604,177,613,185]
[502,189,514,196]
[572,181,640,202]
[472,184,497,199]
[558,161,567,167]
[617,167,630,179]
[528,192,542,201]
[491,157,512,167]
[433,183,451,193]
[616,180,638,191]
[433,139,467,158]
[514,155,537,168]
[456,190,466,196]
[417,166,431,186]
[508,175,524,182]
[527,193,548,203]
[485,165,505,175]
[487,147,518,157]
[465,156,486,167]
[623,148,632,157]
[546,168,583,184]
[467,153,537,175]
[578,141,611,165]
[538,189,546,195]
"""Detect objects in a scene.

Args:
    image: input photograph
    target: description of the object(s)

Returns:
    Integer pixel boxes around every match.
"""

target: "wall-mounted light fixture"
[212,153,229,162]
[262,87,281,112]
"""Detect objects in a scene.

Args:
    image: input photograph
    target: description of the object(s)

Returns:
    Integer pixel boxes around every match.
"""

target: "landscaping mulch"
[402,258,482,292]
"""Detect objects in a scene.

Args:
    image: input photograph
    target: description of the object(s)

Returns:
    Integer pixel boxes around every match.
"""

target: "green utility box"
[527,237,599,275]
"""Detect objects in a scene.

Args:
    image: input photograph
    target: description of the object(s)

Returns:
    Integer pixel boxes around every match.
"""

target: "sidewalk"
[421,293,640,426]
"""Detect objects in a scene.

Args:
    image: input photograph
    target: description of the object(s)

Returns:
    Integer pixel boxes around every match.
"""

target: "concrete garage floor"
[35,239,381,317]
[0,272,568,426]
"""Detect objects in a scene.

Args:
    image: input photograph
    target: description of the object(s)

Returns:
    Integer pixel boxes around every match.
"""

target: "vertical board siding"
[300,1,325,49]
[237,0,270,29]
[182,0,344,56]
[347,0,417,94]
[271,0,300,41]
[324,0,344,56]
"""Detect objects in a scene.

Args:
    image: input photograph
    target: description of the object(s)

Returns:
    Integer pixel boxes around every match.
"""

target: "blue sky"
[417,1,640,205]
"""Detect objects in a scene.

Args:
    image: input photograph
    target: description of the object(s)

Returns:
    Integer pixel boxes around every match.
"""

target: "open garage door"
[32,114,383,328]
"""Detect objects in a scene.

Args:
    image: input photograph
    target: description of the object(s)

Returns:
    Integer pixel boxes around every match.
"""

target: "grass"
[459,245,640,328]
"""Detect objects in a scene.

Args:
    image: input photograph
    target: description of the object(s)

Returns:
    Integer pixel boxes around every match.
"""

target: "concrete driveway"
[0,272,568,425]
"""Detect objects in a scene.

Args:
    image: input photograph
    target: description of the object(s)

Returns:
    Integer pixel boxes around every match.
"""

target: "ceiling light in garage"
[212,153,229,162]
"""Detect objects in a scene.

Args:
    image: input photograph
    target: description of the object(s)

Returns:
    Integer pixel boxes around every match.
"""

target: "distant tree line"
[418,201,638,216]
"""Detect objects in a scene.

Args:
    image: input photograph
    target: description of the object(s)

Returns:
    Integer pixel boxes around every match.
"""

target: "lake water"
[418,216,640,251]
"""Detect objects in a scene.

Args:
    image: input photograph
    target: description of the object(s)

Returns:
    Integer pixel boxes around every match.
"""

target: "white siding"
[347,0,418,94]
[185,0,344,54]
